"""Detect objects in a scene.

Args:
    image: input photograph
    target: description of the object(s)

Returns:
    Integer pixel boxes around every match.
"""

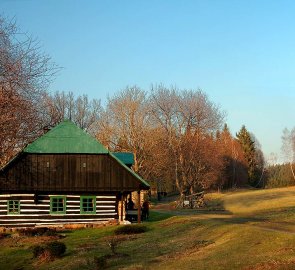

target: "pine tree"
[223,123,230,134]
[236,125,257,185]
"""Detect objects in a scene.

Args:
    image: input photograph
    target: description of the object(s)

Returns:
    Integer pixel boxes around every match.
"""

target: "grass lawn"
[2,187,295,269]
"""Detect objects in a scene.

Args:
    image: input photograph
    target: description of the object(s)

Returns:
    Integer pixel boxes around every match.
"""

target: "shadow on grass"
[213,205,295,226]
[147,211,174,222]
[212,216,267,225]
[188,209,232,215]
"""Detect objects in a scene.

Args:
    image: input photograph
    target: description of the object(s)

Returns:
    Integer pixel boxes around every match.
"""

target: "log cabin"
[0,120,149,227]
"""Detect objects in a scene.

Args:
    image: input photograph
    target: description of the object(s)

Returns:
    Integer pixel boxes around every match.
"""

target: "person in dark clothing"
[127,197,135,210]
[142,200,150,220]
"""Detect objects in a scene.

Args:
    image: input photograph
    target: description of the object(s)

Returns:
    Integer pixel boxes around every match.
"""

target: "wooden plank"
[55,155,62,190]
[62,155,68,191]
[80,155,87,190]
[0,153,145,193]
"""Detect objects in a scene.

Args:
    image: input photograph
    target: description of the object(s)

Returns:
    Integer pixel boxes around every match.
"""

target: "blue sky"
[2,0,295,163]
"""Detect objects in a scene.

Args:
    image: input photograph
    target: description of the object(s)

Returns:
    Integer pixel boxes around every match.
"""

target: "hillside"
[2,187,295,269]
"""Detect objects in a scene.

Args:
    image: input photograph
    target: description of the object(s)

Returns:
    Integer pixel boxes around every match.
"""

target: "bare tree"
[267,152,278,166]
[281,128,295,181]
[96,86,152,173]
[0,16,58,166]
[41,91,102,132]
[75,94,102,131]
[150,85,225,203]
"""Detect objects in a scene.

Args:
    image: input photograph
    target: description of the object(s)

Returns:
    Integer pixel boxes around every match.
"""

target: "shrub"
[107,236,122,254]
[32,241,66,260]
[18,227,57,237]
[114,224,147,235]
[104,234,132,255]
[45,241,66,258]
[94,256,107,269]
[32,245,45,258]
[0,233,9,239]
[43,229,58,236]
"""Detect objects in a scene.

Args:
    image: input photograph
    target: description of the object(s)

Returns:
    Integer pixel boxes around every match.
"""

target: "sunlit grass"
[2,187,295,269]
[221,186,295,215]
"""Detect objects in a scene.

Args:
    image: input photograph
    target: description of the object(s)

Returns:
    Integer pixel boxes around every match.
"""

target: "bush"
[114,225,147,235]
[32,245,45,258]
[94,256,107,269]
[43,229,59,237]
[45,241,66,258]
[32,241,66,260]
[18,227,57,237]
[0,233,9,239]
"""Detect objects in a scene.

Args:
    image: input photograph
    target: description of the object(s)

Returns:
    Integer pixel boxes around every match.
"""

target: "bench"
[126,209,144,222]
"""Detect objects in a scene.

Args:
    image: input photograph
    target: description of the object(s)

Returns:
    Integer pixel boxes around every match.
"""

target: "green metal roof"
[24,120,108,154]
[14,120,149,189]
[112,152,134,165]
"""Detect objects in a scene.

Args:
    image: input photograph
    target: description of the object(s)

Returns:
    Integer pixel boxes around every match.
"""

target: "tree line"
[94,87,266,195]
[262,128,295,188]
[1,16,270,197]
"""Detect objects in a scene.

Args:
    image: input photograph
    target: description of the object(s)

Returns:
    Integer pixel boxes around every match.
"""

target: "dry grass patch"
[0,234,61,248]
[221,187,295,215]
[242,260,295,270]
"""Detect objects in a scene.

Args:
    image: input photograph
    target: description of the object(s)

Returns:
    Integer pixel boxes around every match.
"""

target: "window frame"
[50,196,66,215]
[80,196,96,215]
[7,200,20,215]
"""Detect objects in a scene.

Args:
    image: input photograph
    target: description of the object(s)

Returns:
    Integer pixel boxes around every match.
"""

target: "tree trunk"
[290,162,295,182]
[189,185,194,208]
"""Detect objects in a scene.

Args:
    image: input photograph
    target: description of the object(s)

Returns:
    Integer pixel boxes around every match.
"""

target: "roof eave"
[109,152,150,190]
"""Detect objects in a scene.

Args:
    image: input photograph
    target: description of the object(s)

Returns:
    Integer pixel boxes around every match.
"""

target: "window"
[80,196,96,214]
[50,196,66,214]
[7,200,20,214]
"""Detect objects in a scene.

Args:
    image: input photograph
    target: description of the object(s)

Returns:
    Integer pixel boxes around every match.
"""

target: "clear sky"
[2,0,295,163]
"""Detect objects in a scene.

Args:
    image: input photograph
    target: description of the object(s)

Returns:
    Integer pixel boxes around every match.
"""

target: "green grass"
[2,187,295,269]
[147,210,174,222]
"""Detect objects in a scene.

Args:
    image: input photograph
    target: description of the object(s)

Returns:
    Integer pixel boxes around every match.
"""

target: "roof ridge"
[23,120,108,154]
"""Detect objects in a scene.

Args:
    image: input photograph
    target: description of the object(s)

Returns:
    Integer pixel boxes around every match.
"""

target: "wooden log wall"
[0,154,144,192]
[0,194,118,227]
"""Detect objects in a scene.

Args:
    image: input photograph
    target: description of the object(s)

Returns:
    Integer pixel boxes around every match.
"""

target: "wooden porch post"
[137,190,141,223]
[120,193,124,222]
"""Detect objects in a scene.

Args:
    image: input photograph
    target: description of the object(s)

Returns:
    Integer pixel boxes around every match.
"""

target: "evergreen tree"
[216,124,248,189]
[223,123,230,134]
[236,125,257,185]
